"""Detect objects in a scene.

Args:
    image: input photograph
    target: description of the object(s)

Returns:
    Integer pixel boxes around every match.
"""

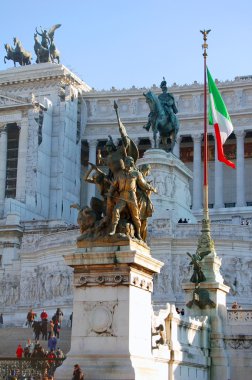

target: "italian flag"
[207,67,235,169]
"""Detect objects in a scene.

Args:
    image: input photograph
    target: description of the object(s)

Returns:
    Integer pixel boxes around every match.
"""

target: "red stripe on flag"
[214,123,236,169]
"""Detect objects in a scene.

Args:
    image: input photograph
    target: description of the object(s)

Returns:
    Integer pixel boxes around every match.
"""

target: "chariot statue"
[143,78,179,152]
[34,24,61,63]
[4,37,32,66]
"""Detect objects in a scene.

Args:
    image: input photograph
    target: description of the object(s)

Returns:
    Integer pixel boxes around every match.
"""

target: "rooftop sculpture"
[143,77,179,152]
[34,24,61,63]
[72,102,157,245]
[4,37,32,66]
[3,24,61,67]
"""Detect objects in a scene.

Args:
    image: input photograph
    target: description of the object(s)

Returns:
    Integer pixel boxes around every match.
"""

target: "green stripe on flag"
[207,68,231,122]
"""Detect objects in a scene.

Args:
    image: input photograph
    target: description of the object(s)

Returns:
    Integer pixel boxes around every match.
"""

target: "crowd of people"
[176,307,185,315]
[241,219,250,225]
[178,218,190,224]
[26,308,64,340]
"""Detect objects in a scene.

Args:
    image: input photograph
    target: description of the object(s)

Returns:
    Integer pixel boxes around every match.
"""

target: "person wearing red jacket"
[16,344,24,358]
[40,309,48,320]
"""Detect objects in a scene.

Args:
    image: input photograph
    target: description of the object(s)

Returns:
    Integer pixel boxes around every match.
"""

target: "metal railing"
[0,357,65,379]
[227,309,252,324]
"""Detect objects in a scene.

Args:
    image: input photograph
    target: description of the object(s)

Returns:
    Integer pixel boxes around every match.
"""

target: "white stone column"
[0,125,8,215]
[87,139,97,205]
[214,139,224,208]
[192,133,202,210]
[150,137,155,149]
[16,113,29,202]
[235,130,245,207]
[173,135,181,158]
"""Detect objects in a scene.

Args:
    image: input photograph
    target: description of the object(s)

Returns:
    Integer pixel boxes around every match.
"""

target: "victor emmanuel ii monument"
[1,24,252,380]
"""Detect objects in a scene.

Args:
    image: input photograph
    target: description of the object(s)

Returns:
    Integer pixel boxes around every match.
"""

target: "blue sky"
[1,0,251,90]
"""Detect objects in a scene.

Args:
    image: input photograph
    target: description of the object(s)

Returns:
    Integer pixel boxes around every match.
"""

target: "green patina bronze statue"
[4,37,32,66]
[34,24,61,63]
[143,78,179,152]
[74,102,157,245]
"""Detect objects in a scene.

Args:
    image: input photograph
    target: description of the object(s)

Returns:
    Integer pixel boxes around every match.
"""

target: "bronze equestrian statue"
[4,37,32,66]
[143,78,179,152]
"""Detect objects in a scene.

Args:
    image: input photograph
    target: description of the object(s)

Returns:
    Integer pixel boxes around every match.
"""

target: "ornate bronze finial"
[200,29,211,57]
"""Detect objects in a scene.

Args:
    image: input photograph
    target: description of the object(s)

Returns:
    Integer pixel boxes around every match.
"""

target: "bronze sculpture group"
[4,24,61,66]
[72,102,157,244]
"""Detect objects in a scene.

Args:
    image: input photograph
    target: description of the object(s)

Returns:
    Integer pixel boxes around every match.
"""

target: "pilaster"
[0,124,7,216]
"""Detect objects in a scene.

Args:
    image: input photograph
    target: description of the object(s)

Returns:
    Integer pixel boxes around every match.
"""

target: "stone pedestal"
[55,239,164,380]
[182,252,230,380]
[137,149,196,223]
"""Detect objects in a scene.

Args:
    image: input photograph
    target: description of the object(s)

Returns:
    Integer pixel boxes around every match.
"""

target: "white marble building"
[0,63,252,321]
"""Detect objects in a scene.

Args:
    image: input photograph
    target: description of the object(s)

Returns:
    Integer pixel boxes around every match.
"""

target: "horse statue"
[34,33,50,63]
[143,90,179,152]
[4,38,32,66]
[34,24,61,64]
[49,36,60,64]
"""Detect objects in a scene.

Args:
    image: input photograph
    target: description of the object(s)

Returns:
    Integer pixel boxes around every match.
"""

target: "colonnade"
[85,131,248,209]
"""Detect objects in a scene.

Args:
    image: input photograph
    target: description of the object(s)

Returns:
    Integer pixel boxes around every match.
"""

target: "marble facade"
[1,63,252,377]
[0,64,252,318]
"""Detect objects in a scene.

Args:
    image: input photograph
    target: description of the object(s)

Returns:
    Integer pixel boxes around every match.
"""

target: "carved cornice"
[74,270,153,292]
[0,63,91,92]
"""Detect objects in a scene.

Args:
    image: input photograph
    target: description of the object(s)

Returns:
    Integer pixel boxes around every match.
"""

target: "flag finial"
[200,29,211,57]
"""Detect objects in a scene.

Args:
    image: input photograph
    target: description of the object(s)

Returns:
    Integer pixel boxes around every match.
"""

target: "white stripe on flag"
[209,94,233,144]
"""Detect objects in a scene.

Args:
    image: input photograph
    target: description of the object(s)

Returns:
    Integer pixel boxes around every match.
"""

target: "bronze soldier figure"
[108,156,156,240]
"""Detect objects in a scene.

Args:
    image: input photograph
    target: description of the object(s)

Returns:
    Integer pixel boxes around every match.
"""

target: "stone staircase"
[0,327,71,357]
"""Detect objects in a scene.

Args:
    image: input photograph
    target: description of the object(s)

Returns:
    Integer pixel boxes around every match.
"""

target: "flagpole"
[201,29,211,221]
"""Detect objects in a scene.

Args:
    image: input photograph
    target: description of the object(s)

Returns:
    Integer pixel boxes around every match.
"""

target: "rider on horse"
[144,78,178,133]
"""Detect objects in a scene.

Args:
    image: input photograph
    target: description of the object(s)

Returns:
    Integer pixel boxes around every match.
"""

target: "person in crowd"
[180,308,185,316]
[232,301,239,309]
[0,313,3,326]
[41,318,48,340]
[40,309,48,321]
[24,338,33,358]
[72,364,84,380]
[48,334,57,351]
[176,307,180,314]
[47,320,54,339]
[56,308,64,324]
[178,218,183,223]
[27,308,35,327]
[69,312,73,328]
[55,346,65,366]
[183,218,188,223]
[53,319,61,339]
[32,320,41,340]
[16,343,24,358]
